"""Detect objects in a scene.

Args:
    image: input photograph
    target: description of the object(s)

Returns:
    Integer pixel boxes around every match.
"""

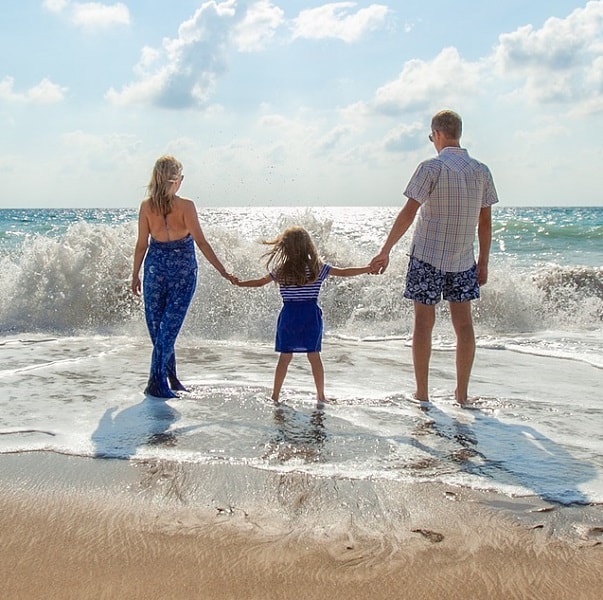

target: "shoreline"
[2,452,602,599]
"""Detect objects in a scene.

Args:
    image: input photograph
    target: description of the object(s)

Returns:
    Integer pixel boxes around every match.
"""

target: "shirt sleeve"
[403,160,440,205]
[481,165,499,208]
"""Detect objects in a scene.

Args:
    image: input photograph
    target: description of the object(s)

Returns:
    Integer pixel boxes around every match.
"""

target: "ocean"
[0,206,601,507]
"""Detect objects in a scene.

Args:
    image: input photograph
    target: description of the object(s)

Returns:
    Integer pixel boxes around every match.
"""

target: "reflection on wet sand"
[264,402,327,464]
[411,402,596,505]
[91,396,180,458]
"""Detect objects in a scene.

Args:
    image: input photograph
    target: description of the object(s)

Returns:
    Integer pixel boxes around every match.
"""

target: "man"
[371,110,498,405]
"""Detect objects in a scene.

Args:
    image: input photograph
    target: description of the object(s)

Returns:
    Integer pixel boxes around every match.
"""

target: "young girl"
[236,226,373,403]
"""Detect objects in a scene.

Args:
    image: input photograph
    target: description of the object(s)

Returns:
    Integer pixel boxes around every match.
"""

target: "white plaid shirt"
[404,146,499,272]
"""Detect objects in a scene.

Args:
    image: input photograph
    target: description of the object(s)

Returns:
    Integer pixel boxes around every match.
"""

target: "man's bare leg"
[449,301,475,404]
[412,302,436,401]
[272,353,292,402]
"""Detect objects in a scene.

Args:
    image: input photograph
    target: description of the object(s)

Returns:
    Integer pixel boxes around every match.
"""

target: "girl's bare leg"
[272,353,292,401]
[307,352,326,402]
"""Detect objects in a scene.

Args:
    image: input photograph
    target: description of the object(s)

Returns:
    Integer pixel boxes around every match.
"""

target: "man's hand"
[370,252,390,274]
[477,263,488,286]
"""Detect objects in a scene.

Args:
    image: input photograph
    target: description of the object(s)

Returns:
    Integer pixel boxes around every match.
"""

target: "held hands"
[365,263,382,275]
[221,272,239,285]
[369,252,390,275]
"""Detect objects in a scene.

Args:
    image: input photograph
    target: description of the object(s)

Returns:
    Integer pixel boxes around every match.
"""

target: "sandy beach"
[2,452,602,600]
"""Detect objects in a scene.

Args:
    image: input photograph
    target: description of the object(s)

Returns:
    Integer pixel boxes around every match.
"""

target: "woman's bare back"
[142,196,192,242]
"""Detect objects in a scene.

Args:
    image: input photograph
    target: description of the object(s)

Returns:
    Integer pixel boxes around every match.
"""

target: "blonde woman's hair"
[147,155,183,217]
[263,226,321,286]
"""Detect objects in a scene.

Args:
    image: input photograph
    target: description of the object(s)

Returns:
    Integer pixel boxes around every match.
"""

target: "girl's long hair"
[147,155,182,217]
[263,227,321,286]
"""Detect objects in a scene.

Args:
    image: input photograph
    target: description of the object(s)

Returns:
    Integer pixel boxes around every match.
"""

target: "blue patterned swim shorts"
[403,257,479,305]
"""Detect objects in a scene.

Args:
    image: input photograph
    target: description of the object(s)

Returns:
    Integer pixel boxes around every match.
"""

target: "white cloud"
[317,124,356,153]
[494,0,603,109]
[107,0,237,108]
[0,77,67,104]
[136,46,162,74]
[382,121,424,153]
[292,2,390,43]
[71,2,130,30]
[61,130,141,171]
[42,0,70,12]
[233,0,285,52]
[371,47,483,115]
[44,1,130,30]
[259,113,291,128]
[515,122,570,144]
[106,1,392,110]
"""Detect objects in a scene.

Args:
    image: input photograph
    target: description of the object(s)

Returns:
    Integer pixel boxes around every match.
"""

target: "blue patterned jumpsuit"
[143,234,197,398]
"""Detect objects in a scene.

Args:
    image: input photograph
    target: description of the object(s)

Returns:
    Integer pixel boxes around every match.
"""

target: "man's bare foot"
[454,390,468,405]
[317,397,336,405]
[456,393,481,407]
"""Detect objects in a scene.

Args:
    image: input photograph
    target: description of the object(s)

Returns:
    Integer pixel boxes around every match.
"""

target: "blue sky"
[1,0,602,208]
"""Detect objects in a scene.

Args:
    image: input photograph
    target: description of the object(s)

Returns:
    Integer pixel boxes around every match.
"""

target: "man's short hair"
[432,110,462,140]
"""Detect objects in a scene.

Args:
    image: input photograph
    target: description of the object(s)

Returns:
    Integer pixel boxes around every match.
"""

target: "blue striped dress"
[273,263,332,353]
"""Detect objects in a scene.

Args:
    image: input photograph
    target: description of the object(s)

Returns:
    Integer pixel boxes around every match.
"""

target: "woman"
[132,156,235,398]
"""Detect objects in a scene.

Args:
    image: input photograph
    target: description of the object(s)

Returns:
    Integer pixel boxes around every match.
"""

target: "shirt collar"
[439,146,466,156]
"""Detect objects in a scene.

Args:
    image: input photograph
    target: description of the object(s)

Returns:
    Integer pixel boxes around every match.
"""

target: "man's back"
[404,147,498,272]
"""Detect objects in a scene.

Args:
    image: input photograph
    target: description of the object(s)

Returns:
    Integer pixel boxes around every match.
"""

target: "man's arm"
[477,206,492,285]
[370,198,420,274]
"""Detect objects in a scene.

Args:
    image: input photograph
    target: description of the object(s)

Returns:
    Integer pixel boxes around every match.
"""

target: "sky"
[1,0,602,209]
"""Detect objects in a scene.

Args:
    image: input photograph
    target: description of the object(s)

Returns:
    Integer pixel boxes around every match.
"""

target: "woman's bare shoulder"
[176,195,196,206]
[138,198,153,212]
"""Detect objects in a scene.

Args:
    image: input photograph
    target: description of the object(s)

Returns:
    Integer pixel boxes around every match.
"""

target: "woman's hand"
[132,275,142,296]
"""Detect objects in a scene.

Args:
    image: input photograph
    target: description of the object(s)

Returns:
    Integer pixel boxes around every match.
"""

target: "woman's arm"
[183,200,235,282]
[131,203,150,296]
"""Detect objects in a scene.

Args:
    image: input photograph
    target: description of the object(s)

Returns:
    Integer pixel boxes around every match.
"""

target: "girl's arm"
[329,265,374,277]
[236,274,273,287]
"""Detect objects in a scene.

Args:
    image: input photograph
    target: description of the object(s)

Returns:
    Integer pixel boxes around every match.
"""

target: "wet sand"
[1,452,602,600]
